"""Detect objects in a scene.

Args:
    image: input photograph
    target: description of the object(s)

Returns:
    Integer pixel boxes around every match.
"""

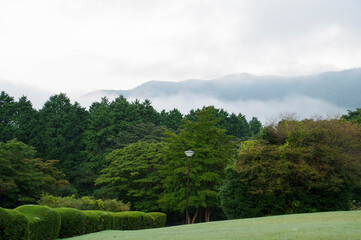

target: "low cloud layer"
[77,91,346,123]
[131,93,346,123]
[0,80,53,109]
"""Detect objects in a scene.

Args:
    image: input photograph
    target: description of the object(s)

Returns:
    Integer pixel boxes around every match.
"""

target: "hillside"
[82,68,361,110]
[63,211,361,240]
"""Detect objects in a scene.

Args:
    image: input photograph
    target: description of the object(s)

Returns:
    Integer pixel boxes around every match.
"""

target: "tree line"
[0,91,260,213]
[1,90,361,223]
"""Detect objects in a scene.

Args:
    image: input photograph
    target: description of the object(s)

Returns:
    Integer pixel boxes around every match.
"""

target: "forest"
[1,90,361,224]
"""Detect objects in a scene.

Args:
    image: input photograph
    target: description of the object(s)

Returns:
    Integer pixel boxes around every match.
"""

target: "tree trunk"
[204,207,210,222]
[199,207,202,223]
[191,207,200,224]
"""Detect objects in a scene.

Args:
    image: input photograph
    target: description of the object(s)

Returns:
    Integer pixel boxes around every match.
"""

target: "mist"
[77,91,346,123]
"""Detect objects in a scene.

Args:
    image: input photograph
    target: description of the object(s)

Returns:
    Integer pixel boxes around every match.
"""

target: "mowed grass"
[62,211,361,240]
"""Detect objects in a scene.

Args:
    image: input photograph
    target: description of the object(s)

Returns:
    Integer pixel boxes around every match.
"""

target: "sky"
[0,0,360,121]
[1,0,361,95]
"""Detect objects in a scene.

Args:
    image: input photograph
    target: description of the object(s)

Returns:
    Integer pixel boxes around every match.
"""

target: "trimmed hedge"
[0,207,29,240]
[148,212,167,228]
[1,206,167,240]
[54,207,87,238]
[112,211,154,230]
[83,210,113,233]
[15,205,60,240]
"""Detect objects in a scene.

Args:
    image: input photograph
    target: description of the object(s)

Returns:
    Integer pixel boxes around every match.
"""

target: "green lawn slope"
[62,211,361,240]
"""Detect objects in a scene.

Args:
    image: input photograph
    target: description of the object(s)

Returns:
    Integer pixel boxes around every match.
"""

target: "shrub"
[15,205,60,240]
[112,211,154,230]
[111,212,124,230]
[80,197,103,210]
[103,199,131,212]
[219,166,279,219]
[38,194,81,209]
[83,210,113,233]
[0,207,29,240]
[54,207,86,238]
[39,194,130,212]
[147,212,167,228]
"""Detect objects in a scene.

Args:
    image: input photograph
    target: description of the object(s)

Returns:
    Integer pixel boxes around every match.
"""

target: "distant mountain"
[82,68,361,110]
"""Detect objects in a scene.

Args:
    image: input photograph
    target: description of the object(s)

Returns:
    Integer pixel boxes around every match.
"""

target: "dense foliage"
[0,139,68,208]
[95,141,166,211]
[55,207,87,238]
[38,194,130,212]
[1,91,260,215]
[0,207,29,240]
[83,210,114,233]
[0,205,167,240]
[15,205,61,240]
[220,118,361,219]
[160,107,235,222]
[10,90,361,224]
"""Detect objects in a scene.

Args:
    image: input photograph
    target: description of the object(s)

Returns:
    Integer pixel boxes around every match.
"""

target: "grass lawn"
[62,211,361,240]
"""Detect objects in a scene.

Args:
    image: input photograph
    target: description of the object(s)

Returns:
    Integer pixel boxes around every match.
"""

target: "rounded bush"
[147,212,167,228]
[15,205,60,240]
[0,207,29,240]
[83,210,113,233]
[54,207,86,238]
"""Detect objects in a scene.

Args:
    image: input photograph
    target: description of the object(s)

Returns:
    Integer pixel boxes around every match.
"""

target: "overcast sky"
[1,0,361,94]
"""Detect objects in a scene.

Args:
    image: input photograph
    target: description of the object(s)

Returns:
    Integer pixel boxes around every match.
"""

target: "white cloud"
[137,93,346,123]
[0,80,54,109]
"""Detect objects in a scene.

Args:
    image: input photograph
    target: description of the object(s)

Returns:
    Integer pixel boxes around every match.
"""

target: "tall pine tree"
[159,106,235,223]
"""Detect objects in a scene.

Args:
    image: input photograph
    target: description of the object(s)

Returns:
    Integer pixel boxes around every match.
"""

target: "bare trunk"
[191,207,200,224]
[199,207,202,223]
[204,207,207,222]
[208,208,211,222]
[204,207,210,222]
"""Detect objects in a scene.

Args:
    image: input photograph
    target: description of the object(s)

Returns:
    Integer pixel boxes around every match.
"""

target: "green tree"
[159,106,235,223]
[0,91,16,142]
[82,97,113,174]
[342,108,361,124]
[160,109,183,131]
[226,113,251,140]
[249,117,262,136]
[220,119,361,219]
[84,96,163,171]
[13,96,38,144]
[0,92,39,145]
[185,106,253,140]
[0,139,68,208]
[32,93,88,185]
[95,141,166,211]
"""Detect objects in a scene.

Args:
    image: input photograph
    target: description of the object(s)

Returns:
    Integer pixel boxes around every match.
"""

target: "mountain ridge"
[82,68,361,110]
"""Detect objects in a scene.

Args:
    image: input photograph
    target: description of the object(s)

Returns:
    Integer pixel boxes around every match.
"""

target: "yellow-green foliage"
[39,194,130,212]
[103,199,131,212]
[15,205,60,240]
[54,207,87,238]
[83,210,113,234]
[0,207,29,240]
[148,212,167,228]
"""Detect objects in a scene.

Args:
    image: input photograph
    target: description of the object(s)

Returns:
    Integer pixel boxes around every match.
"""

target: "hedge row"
[15,205,61,240]
[0,205,166,240]
[0,207,28,240]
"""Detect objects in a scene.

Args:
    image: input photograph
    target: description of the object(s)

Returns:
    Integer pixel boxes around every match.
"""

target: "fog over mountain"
[1,68,360,123]
[79,68,360,122]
